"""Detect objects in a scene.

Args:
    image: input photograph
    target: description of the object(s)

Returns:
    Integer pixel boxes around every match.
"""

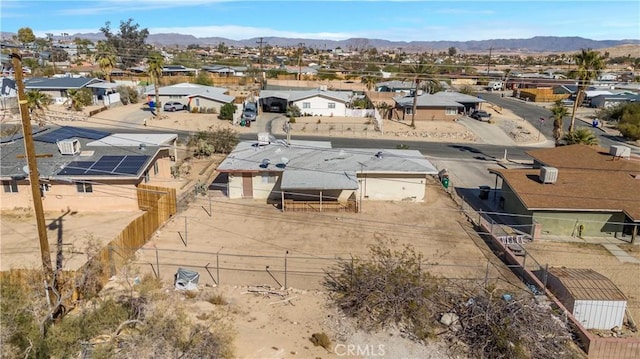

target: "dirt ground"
[2,99,636,357]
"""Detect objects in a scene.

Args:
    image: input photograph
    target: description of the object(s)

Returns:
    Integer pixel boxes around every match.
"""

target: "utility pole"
[11,50,54,289]
[256,37,265,88]
[297,42,305,81]
[487,46,493,74]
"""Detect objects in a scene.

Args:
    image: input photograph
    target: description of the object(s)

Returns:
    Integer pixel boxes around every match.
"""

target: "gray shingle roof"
[144,83,229,97]
[25,77,103,90]
[394,93,464,108]
[431,91,486,104]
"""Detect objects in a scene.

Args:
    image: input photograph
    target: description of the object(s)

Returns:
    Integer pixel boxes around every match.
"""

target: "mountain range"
[2,32,639,53]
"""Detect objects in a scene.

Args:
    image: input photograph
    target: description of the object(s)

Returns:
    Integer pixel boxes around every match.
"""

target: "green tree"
[100,19,149,69]
[17,27,36,45]
[218,103,236,121]
[26,90,52,125]
[147,51,164,116]
[563,128,599,146]
[569,49,605,132]
[194,71,213,86]
[67,88,93,111]
[448,47,457,57]
[617,103,640,140]
[550,100,569,146]
[95,41,117,82]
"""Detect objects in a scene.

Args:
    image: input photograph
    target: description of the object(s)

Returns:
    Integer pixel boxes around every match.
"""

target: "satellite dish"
[22,165,30,174]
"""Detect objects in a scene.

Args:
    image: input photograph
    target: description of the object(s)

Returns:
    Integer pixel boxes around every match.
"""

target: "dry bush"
[324,240,581,358]
[324,239,439,339]
[310,332,331,352]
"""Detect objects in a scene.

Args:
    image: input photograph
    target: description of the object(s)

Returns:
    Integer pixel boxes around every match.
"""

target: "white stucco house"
[215,138,439,212]
[258,88,353,116]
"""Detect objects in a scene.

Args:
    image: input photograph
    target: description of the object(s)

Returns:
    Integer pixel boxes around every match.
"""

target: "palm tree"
[550,100,569,146]
[147,52,164,116]
[26,90,52,125]
[405,62,437,128]
[568,49,605,133]
[563,128,599,146]
[95,41,117,82]
[362,76,378,91]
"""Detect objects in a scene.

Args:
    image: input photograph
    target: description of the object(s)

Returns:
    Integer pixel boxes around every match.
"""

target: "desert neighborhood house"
[215,136,439,212]
[490,144,640,241]
[1,126,178,212]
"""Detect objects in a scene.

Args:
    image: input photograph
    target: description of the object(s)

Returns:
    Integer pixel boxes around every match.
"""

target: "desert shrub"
[188,128,239,157]
[218,103,236,121]
[206,293,226,305]
[617,103,640,140]
[310,332,331,351]
[324,239,439,338]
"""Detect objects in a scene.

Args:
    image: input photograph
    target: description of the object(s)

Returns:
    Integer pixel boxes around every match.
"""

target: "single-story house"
[1,126,178,212]
[539,268,627,330]
[589,93,640,108]
[24,77,107,105]
[215,138,439,211]
[392,93,464,122]
[430,91,486,114]
[489,144,640,241]
[375,80,415,93]
[258,88,353,115]
[201,65,247,77]
[143,83,235,113]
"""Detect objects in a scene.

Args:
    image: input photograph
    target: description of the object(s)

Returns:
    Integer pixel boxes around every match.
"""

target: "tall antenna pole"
[297,42,305,81]
[11,50,54,285]
[256,37,265,88]
[487,46,493,73]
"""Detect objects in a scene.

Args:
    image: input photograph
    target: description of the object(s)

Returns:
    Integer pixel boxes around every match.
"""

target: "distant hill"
[2,31,638,53]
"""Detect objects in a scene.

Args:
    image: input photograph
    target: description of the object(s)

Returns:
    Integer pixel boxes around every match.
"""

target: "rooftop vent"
[56,139,80,155]
[260,158,271,168]
[374,151,384,159]
[539,166,558,184]
[609,145,631,159]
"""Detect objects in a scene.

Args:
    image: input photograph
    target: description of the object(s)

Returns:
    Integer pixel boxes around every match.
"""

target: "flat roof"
[86,133,178,147]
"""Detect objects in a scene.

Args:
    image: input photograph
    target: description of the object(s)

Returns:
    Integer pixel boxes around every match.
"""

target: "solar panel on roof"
[115,155,149,175]
[35,126,110,143]
[58,161,95,175]
[90,155,125,174]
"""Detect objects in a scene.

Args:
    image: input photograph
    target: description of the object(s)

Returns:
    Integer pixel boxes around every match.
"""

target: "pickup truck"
[470,110,491,121]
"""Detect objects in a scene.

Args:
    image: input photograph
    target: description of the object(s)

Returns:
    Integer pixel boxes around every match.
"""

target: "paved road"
[480,92,638,152]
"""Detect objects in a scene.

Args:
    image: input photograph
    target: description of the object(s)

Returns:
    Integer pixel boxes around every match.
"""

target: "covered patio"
[279,170,359,212]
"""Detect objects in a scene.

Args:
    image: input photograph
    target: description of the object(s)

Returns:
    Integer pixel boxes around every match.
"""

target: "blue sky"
[2,0,639,42]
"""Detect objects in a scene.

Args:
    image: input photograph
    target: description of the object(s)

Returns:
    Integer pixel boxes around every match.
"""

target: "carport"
[279,170,359,212]
[260,96,288,113]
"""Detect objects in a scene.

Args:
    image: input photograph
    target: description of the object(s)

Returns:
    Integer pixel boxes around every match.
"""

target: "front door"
[242,173,253,198]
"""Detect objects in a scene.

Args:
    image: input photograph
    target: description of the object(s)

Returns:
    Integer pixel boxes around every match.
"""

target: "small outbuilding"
[543,267,627,330]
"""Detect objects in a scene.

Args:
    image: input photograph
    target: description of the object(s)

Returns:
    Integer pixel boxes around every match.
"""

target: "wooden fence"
[76,184,177,288]
[518,88,569,103]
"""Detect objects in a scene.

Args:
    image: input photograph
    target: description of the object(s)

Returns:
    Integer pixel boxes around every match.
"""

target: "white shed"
[545,268,627,330]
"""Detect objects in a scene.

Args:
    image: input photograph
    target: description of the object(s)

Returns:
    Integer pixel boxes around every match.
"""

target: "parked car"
[242,107,257,122]
[163,101,187,112]
[471,110,491,121]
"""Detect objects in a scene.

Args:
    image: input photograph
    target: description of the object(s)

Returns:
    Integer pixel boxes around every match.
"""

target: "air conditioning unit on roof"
[539,166,558,184]
[56,139,81,155]
[609,145,631,159]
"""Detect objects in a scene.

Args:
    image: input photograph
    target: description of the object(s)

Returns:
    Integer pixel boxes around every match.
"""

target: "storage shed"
[544,268,627,330]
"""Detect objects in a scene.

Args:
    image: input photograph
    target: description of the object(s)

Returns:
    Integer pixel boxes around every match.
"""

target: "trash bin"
[479,185,491,200]
[441,177,450,189]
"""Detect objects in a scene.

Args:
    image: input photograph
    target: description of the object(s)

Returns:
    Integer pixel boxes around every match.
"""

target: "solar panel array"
[58,155,149,176]
[35,126,110,144]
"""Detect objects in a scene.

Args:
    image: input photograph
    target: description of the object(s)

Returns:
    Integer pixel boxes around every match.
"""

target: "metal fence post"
[216,247,223,285]
[155,245,160,278]
[284,250,289,289]
[184,216,188,246]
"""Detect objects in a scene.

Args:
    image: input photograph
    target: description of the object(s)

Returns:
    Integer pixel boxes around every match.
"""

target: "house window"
[153,162,159,175]
[144,171,150,183]
[195,99,200,107]
[3,180,18,193]
[302,102,310,109]
[76,183,93,193]
[261,172,277,184]
[328,102,336,109]
[39,183,50,197]
[405,107,413,115]
[446,107,457,115]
